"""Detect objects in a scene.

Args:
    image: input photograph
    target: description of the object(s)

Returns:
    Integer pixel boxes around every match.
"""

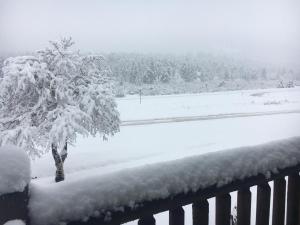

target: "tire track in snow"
[121,110,300,126]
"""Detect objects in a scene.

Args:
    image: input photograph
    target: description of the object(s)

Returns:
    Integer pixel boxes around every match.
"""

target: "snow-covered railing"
[28,137,300,225]
[0,146,31,225]
[62,165,300,225]
[1,139,300,225]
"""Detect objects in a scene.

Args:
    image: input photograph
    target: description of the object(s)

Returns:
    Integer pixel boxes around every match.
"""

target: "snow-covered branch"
[0,38,120,158]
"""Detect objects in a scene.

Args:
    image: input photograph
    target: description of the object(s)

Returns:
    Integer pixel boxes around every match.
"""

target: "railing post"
[256,183,271,225]
[216,193,231,225]
[169,206,184,225]
[192,199,209,225]
[138,215,156,225]
[237,188,251,225]
[0,146,30,225]
[0,186,29,225]
[272,178,286,225]
[286,173,300,225]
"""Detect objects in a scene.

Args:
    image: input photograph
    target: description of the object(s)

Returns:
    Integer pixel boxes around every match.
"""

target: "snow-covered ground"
[31,87,300,180]
[118,87,300,121]
[32,113,300,181]
[28,87,300,225]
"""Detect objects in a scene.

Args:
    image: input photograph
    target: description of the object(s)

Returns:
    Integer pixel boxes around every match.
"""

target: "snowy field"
[28,87,300,225]
[31,87,300,180]
[118,87,300,121]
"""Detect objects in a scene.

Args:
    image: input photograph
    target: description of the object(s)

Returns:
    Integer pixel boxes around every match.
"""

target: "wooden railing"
[1,158,299,225]
[0,186,29,224]
[66,164,300,225]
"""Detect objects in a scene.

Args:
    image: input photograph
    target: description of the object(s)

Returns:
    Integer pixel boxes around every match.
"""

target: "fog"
[0,0,299,65]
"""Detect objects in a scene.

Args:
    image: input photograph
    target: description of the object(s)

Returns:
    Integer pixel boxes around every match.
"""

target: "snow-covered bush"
[286,81,294,88]
[0,38,120,182]
[277,80,285,88]
[263,100,282,105]
[115,85,126,97]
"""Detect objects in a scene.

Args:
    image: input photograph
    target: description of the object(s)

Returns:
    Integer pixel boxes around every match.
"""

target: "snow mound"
[29,137,300,225]
[4,220,25,225]
[0,145,31,195]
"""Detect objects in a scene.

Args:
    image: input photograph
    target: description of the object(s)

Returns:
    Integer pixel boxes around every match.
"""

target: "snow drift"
[29,136,300,225]
[0,145,31,195]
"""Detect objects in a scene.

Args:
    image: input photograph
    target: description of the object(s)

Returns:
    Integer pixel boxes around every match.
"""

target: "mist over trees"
[104,53,299,95]
[107,53,298,84]
[1,52,299,96]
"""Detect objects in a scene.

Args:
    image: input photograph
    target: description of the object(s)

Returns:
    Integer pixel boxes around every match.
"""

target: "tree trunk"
[51,143,68,182]
[61,142,68,163]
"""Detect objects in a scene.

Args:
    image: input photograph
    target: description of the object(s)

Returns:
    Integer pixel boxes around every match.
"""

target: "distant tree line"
[105,53,299,86]
[1,53,299,88]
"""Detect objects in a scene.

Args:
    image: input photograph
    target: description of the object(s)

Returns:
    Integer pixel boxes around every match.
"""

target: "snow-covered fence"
[63,164,300,225]
[28,137,300,225]
[1,139,300,225]
[0,146,31,225]
[0,187,29,225]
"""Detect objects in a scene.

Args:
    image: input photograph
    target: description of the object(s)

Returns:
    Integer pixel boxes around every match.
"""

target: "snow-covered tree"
[0,37,120,182]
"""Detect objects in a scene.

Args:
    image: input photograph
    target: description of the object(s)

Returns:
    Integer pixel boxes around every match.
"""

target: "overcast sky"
[0,0,299,64]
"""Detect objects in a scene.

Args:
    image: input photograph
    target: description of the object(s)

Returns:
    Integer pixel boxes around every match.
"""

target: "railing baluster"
[298,198,300,225]
[192,199,209,225]
[169,206,184,225]
[216,193,231,225]
[138,215,156,225]
[256,182,271,225]
[272,178,286,225]
[237,188,251,225]
[286,173,300,225]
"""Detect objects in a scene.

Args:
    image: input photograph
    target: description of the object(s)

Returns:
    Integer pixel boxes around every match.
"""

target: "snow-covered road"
[122,109,300,126]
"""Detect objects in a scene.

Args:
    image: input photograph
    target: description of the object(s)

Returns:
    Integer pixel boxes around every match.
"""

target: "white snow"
[29,136,300,225]
[117,87,300,121]
[31,112,300,180]
[28,87,300,224]
[31,87,300,179]
[0,145,31,195]
[0,39,119,157]
[3,220,25,225]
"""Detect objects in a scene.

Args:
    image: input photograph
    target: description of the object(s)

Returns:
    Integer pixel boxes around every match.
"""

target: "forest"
[1,52,299,96]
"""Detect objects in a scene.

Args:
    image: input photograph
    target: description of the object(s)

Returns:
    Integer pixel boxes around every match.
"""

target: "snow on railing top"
[29,136,300,225]
[0,145,31,195]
